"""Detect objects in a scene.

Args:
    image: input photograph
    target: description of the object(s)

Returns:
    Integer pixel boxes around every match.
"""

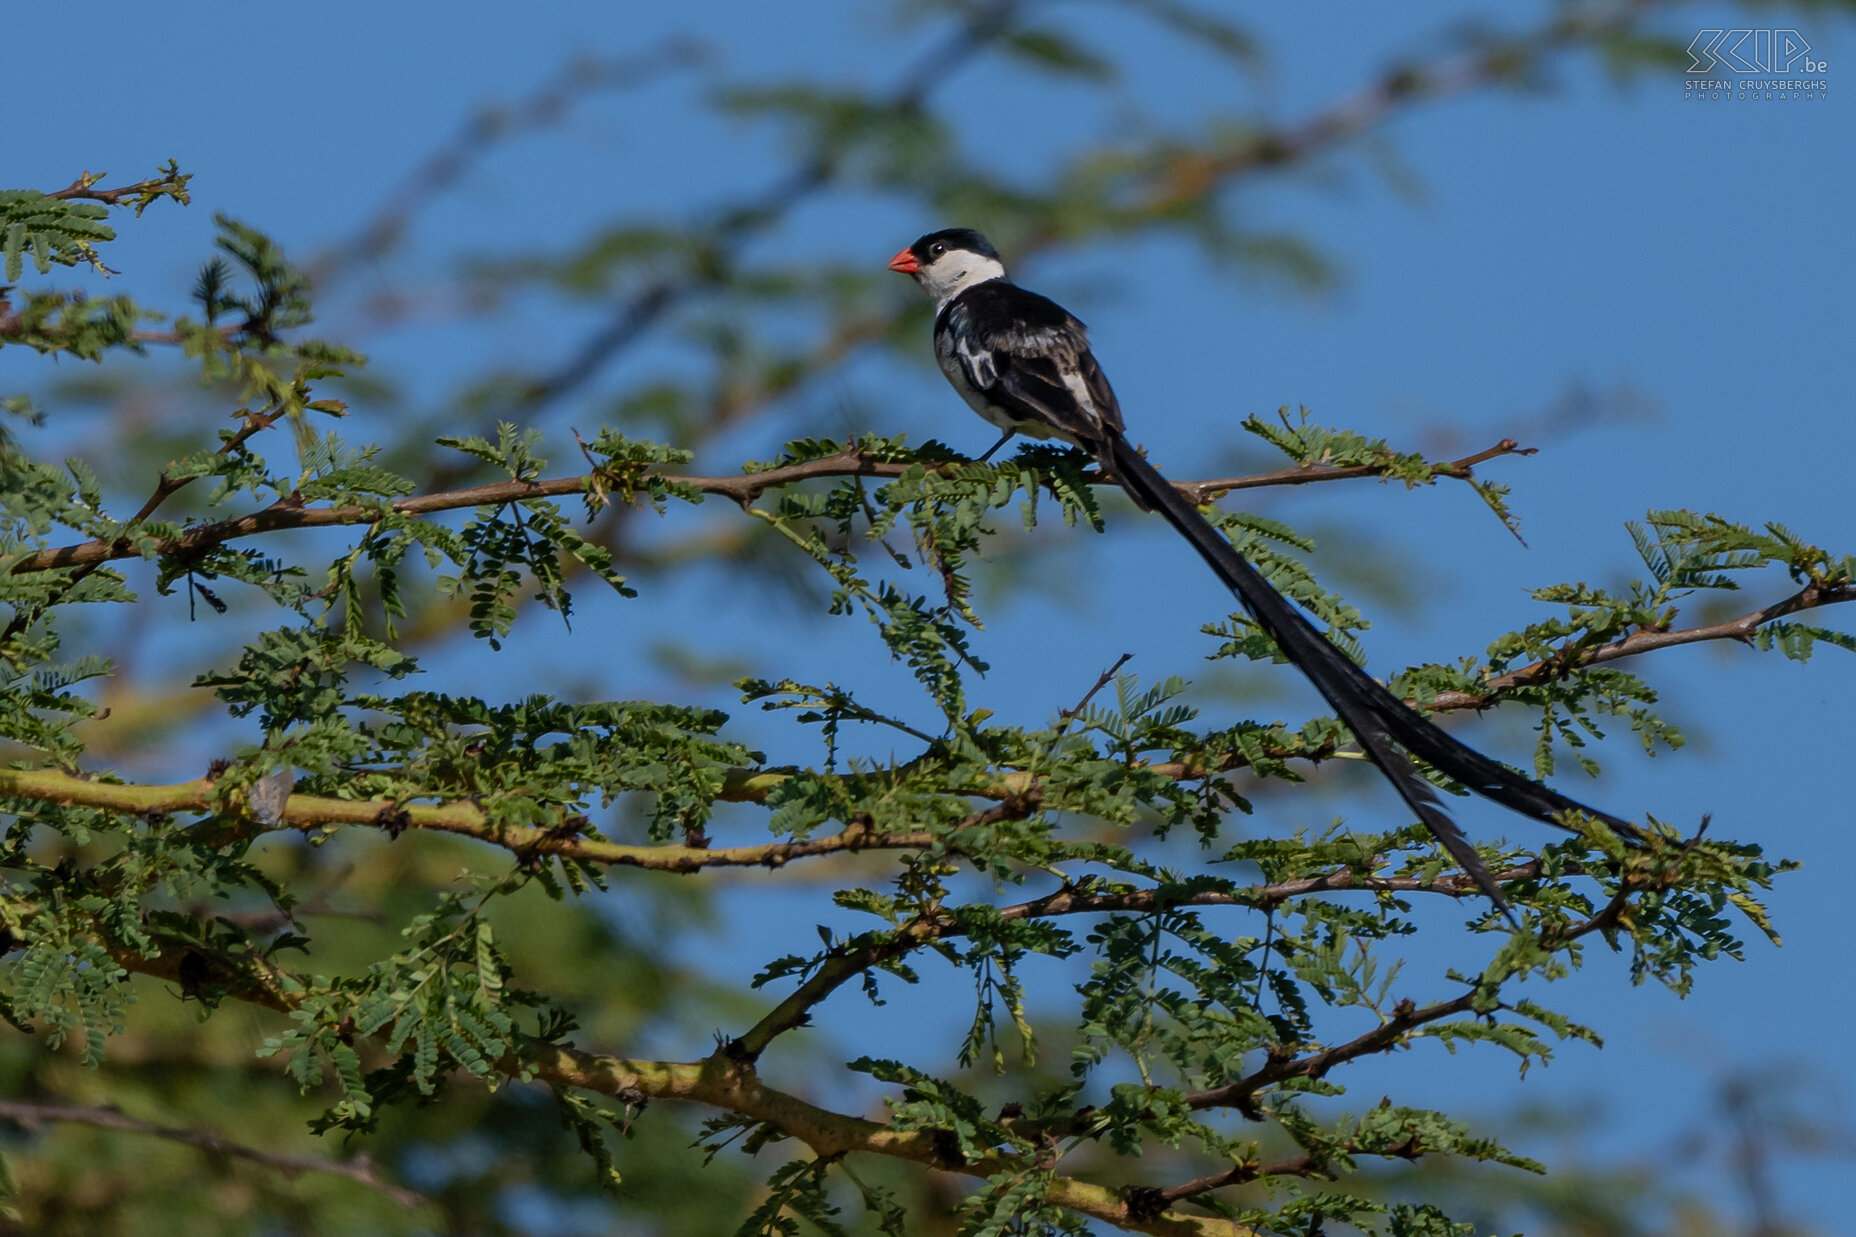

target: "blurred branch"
[311,39,708,284]
[0,1098,425,1207]
[619,2,1681,446]
[511,0,1031,417]
[1128,2,1650,216]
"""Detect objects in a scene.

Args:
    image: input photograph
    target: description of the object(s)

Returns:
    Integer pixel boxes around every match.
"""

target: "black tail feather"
[1104,433,1639,911]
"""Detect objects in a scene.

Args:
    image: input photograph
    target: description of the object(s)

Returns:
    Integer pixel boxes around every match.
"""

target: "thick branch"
[0,768,930,873]
[517,1042,1256,1237]
[0,1098,424,1207]
[89,925,1242,1237]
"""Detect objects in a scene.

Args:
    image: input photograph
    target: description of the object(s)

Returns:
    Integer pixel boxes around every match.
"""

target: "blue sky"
[8,0,1854,1230]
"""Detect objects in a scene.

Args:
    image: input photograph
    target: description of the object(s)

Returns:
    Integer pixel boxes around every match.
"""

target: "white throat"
[923,254,1007,309]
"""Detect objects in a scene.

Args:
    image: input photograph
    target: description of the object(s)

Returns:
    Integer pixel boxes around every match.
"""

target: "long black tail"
[1105,433,1639,910]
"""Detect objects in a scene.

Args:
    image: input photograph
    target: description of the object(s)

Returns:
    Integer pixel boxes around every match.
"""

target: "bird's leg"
[975,431,1015,462]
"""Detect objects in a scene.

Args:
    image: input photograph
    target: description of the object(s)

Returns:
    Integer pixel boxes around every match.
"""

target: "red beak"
[886,247,921,274]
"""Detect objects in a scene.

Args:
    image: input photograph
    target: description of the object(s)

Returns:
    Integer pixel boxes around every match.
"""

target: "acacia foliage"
[1,4,1852,1235]
[0,183,1844,1237]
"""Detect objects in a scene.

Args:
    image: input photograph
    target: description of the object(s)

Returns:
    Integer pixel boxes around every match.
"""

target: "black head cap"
[910,228,1000,264]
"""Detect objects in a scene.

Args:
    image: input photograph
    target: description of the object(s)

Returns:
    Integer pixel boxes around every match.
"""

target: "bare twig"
[1177,439,1531,504]
[1060,654,1135,726]
[43,171,183,208]
[0,1098,425,1207]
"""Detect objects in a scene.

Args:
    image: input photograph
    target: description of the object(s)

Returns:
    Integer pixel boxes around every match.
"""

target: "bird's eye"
[929,243,945,256]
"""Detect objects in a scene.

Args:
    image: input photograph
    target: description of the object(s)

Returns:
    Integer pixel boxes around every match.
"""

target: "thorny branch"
[43,169,190,211]
[0,439,1524,576]
[1429,580,1856,706]
[51,857,1648,1237]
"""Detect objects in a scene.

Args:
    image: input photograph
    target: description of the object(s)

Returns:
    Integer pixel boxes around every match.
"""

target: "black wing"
[939,282,1126,453]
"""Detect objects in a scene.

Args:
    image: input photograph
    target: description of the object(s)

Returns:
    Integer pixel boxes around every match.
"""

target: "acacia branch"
[1427,580,1856,707]
[43,169,188,209]
[1130,1143,1409,1215]
[0,541,1837,872]
[0,1097,424,1207]
[0,438,1516,576]
[71,893,1559,1236]
[80,924,1243,1237]
[0,755,1558,891]
[1185,993,1480,1115]
[0,767,930,873]
[732,861,1542,1058]
[0,406,289,641]
[28,824,1666,1237]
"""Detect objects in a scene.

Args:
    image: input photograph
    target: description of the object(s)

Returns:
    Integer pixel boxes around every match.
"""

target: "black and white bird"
[889,227,1640,912]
